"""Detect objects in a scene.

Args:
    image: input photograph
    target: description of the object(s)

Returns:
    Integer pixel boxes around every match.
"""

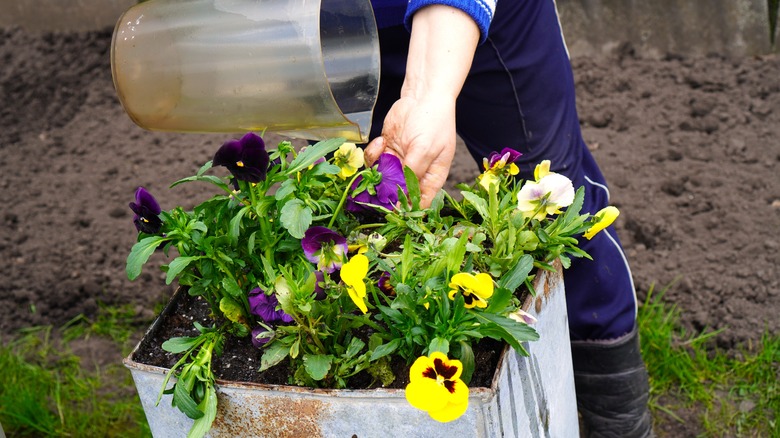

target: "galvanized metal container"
[125,266,579,437]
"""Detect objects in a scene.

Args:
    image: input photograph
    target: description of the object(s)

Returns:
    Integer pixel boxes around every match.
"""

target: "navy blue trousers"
[370,0,637,341]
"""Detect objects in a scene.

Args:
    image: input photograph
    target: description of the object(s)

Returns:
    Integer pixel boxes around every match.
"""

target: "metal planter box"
[125,267,578,437]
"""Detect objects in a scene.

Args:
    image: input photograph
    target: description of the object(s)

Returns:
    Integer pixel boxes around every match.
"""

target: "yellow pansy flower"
[341,253,368,313]
[448,272,494,309]
[477,171,500,191]
[583,206,620,240]
[533,159,552,181]
[334,142,365,179]
[405,352,470,422]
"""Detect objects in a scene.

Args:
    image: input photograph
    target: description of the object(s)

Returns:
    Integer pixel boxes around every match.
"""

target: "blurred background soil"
[0,26,778,434]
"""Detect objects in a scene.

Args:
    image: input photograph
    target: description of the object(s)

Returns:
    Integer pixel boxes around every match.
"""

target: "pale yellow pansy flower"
[508,308,538,325]
[517,173,575,220]
[334,142,364,179]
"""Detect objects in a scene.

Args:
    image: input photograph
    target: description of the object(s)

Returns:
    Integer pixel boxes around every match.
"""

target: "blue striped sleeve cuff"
[404,0,496,43]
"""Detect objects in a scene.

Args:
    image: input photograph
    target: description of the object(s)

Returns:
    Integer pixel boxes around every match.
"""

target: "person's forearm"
[401,5,480,103]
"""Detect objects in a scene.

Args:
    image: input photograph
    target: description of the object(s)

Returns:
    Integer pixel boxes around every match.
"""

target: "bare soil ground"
[1,27,778,436]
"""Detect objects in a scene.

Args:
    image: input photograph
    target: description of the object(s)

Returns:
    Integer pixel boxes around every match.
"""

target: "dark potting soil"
[133,290,503,389]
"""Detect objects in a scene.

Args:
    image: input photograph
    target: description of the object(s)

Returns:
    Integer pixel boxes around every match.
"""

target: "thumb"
[364,136,385,167]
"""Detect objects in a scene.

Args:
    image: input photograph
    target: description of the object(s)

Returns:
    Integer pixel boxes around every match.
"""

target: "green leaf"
[473,312,539,356]
[287,138,345,174]
[461,191,489,222]
[228,205,251,245]
[280,199,312,239]
[248,231,257,253]
[126,236,168,280]
[400,234,414,283]
[259,342,290,371]
[456,341,475,385]
[290,338,300,359]
[345,337,366,359]
[173,379,204,420]
[221,276,243,299]
[170,174,229,192]
[484,287,513,314]
[166,256,201,285]
[403,165,421,210]
[274,276,294,315]
[219,296,244,324]
[303,354,333,381]
[161,336,200,354]
[498,254,533,292]
[428,337,450,355]
[187,384,217,438]
[196,160,213,177]
[274,179,297,201]
[369,339,400,361]
[560,186,585,225]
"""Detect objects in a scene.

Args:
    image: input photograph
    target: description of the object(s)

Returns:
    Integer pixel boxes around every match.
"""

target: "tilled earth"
[1,26,778,435]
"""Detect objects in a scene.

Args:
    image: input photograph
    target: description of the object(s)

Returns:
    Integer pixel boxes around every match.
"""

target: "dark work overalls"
[369,1,653,435]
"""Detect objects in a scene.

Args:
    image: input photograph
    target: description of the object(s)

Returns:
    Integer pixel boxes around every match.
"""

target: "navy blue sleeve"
[404,0,495,43]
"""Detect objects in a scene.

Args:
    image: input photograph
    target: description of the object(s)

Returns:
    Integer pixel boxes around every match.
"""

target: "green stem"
[304,316,328,353]
[328,170,368,229]
[351,223,385,232]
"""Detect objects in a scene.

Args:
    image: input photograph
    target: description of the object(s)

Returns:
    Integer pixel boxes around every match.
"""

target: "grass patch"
[0,307,151,438]
[639,283,780,436]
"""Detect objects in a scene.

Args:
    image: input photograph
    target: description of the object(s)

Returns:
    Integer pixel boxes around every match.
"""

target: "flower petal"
[428,397,469,423]
[405,378,450,413]
[342,254,369,313]
[341,254,368,288]
[539,173,575,210]
[534,159,552,181]
[430,352,463,381]
[584,206,620,240]
[135,187,161,215]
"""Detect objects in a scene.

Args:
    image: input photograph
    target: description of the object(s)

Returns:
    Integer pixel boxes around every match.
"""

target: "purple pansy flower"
[129,187,162,234]
[251,326,273,348]
[346,153,407,213]
[248,288,293,323]
[486,148,522,169]
[378,271,395,295]
[213,133,270,183]
[301,227,348,274]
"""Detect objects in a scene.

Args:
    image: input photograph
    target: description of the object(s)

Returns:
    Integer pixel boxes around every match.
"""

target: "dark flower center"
[433,358,458,380]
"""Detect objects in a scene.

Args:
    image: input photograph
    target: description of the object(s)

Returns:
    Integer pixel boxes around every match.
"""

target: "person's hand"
[363,4,479,208]
[364,94,457,208]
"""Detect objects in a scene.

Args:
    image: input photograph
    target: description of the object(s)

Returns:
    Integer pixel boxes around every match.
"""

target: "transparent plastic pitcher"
[111,0,380,142]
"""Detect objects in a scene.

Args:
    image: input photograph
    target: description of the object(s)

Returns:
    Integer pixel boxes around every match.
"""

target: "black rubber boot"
[571,327,653,438]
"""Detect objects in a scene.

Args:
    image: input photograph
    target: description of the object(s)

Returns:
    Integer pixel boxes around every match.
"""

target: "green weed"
[0,320,151,437]
[639,284,780,437]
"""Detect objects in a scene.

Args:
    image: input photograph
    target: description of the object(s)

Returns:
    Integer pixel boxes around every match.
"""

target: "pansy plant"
[127,134,620,434]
